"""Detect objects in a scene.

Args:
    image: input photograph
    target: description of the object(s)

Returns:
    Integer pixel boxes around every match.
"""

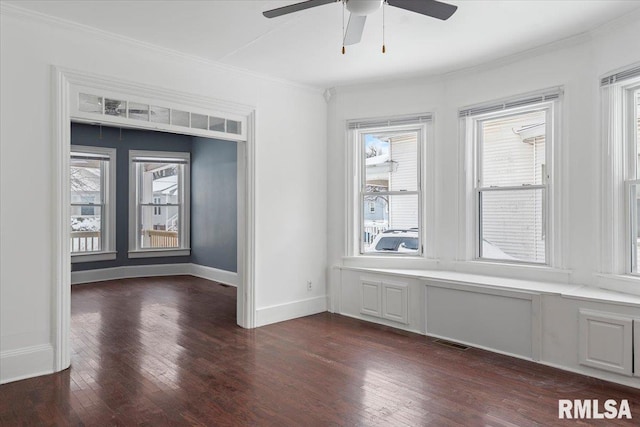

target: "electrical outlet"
[307,280,312,291]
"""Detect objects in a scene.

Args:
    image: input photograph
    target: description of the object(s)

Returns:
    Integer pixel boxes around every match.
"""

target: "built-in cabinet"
[578,309,638,377]
[338,267,640,388]
[359,279,409,324]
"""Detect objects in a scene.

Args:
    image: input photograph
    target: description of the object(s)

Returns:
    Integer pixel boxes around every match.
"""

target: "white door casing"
[52,66,256,372]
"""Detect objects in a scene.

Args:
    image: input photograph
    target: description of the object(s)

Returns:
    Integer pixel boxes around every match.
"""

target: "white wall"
[327,11,640,389]
[327,11,640,287]
[0,7,327,382]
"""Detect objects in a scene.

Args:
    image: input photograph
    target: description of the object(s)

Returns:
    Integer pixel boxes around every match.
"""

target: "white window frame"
[599,65,640,294]
[474,105,552,264]
[625,89,640,274]
[458,88,566,276]
[128,150,191,258]
[70,145,116,263]
[346,114,435,260]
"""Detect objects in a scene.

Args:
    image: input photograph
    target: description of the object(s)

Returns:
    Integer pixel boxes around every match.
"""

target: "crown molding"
[0,2,324,95]
[332,7,640,94]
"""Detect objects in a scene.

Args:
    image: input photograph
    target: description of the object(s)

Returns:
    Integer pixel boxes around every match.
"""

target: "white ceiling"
[6,1,640,88]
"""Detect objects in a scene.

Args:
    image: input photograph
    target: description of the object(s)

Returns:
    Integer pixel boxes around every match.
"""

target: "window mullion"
[363,190,420,196]
[477,185,547,192]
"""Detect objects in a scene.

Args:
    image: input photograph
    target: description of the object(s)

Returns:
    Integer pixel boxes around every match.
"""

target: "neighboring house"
[363,196,387,223]
[388,133,419,231]
[148,173,179,232]
[481,112,546,262]
[70,161,101,232]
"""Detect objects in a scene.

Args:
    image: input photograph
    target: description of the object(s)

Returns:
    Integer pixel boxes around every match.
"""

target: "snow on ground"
[71,217,100,231]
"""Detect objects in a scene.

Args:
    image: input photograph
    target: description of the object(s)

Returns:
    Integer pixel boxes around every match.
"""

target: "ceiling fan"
[263,0,457,48]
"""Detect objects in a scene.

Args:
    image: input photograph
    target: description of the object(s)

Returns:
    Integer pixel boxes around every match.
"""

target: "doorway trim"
[51,66,256,372]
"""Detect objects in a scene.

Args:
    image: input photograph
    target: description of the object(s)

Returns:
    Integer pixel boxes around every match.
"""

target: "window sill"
[342,256,439,270]
[71,251,117,263]
[128,249,190,259]
[450,260,572,284]
[594,274,640,297]
[339,266,640,307]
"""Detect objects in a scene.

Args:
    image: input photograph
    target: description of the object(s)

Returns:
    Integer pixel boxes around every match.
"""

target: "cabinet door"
[360,281,382,317]
[382,282,408,324]
[578,310,633,376]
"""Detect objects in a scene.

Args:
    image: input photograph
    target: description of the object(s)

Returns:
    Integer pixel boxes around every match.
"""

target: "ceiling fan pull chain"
[342,0,346,54]
[382,0,386,53]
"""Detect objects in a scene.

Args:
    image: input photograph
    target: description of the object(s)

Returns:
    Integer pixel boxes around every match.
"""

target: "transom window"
[129,150,190,257]
[70,146,116,261]
[73,89,246,140]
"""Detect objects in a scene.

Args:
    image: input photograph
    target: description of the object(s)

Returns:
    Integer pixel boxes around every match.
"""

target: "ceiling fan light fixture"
[262,0,457,53]
[345,0,383,16]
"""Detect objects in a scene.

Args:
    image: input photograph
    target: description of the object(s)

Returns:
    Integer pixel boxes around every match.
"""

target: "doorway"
[52,67,256,373]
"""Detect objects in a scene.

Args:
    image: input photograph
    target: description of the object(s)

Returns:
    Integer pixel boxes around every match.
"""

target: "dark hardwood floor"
[0,276,638,426]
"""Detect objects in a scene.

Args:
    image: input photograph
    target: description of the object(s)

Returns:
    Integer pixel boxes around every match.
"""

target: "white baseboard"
[537,360,640,390]
[71,263,238,286]
[255,296,327,327]
[339,311,423,336]
[0,344,54,384]
[190,264,238,287]
[71,263,192,284]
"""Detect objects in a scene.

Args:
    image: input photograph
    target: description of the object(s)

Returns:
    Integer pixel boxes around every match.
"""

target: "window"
[348,114,432,256]
[626,90,640,273]
[70,146,116,262]
[153,197,162,215]
[75,89,246,138]
[129,150,190,257]
[461,88,561,266]
[600,65,640,283]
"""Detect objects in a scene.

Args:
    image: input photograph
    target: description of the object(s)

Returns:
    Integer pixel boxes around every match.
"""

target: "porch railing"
[364,223,388,246]
[145,229,179,248]
[71,231,101,252]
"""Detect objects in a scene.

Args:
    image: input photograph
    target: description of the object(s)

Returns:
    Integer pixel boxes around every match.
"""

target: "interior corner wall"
[191,137,237,273]
[71,123,193,271]
[0,8,327,383]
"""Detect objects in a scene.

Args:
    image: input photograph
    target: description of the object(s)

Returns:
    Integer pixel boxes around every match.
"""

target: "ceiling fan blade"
[263,0,336,18]
[387,0,457,21]
[344,14,366,45]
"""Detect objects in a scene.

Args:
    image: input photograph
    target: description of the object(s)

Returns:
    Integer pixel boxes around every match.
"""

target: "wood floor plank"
[0,275,638,426]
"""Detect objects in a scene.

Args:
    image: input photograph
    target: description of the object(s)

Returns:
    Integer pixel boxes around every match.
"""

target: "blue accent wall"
[71,123,194,271]
[191,137,237,272]
[71,123,238,273]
